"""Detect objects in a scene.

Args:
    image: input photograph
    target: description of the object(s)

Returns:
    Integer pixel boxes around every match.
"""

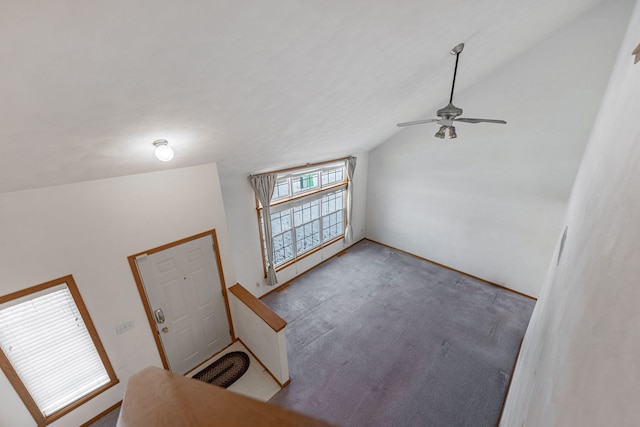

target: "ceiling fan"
[397,43,506,139]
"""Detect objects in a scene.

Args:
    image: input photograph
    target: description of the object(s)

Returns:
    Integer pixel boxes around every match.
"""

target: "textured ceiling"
[0,0,606,193]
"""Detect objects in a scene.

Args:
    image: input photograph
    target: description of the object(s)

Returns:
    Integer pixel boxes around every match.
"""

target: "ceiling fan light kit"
[397,42,506,138]
[434,125,457,139]
[448,126,457,139]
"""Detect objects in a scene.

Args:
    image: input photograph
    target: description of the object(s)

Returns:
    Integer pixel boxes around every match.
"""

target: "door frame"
[127,229,235,371]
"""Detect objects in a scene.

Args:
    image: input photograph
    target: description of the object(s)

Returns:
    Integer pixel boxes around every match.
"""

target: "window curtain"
[344,156,357,244]
[248,173,279,286]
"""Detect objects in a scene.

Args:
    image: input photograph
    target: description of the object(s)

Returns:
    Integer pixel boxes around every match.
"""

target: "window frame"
[255,159,349,275]
[0,275,119,426]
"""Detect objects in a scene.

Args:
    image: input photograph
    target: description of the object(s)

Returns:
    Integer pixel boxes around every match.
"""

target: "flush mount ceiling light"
[153,139,174,162]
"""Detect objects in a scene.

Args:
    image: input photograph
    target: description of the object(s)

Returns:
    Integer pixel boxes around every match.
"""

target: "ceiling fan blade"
[454,118,507,124]
[396,118,439,127]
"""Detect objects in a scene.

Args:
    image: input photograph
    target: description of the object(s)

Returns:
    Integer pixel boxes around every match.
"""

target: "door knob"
[162,327,169,333]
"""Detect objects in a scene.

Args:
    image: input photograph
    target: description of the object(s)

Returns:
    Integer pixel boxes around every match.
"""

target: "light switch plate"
[115,320,135,335]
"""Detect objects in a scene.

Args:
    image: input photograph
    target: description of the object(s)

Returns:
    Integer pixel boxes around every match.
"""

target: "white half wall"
[228,292,289,385]
[501,1,640,425]
[365,0,632,297]
[0,163,236,427]
[219,152,369,298]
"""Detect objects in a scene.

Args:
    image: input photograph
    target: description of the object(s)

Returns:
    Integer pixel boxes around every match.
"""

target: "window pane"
[272,178,290,201]
[271,217,281,234]
[322,211,344,241]
[0,281,111,417]
[321,191,343,215]
[295,219,321,254]
[270,209,292,235]
[265,210,293,268]
[321,168,344,186]
[273,233,284,251]
[273,230,293,265]
[281,210,291,229]
[292,172,319,195]
[293,200,319,227]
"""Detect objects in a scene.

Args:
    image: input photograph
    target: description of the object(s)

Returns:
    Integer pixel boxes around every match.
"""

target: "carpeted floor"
[263,239,535,427]
[85,406,120,427]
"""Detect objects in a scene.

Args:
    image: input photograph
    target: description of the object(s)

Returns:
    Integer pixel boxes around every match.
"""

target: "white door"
[136,235,231,374]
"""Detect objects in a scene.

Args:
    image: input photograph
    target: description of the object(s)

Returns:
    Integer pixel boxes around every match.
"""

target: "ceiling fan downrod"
[448,43,464,105]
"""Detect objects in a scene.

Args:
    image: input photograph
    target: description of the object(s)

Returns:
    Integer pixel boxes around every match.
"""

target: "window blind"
[0,283,110,416]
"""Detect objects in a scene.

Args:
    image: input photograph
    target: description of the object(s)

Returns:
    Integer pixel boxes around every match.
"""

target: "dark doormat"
[192,351,250,388]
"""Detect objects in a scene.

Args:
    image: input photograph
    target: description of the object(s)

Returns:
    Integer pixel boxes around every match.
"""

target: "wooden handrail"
[229,284,287,332]
[117,366,332,427]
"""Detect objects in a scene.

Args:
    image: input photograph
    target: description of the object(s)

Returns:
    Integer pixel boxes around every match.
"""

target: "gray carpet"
[263,239,535,427]
[85,406,120,427]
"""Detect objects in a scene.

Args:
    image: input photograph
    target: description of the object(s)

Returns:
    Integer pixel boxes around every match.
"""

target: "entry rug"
[192,351,250,388]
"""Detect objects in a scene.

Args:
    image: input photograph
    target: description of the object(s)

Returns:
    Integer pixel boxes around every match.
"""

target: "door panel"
[192,268,211,305]
[164,278,189,320]
[175,326,197,360]
[136,235,231,374]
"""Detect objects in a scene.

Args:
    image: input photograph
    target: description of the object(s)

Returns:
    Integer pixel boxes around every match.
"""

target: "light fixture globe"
[434,126,447,139]
[449,126,457,139]
[153,139,174,162]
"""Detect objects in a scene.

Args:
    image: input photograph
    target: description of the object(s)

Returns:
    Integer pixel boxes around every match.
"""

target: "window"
[0,275,118,426]
[258,160,347,269]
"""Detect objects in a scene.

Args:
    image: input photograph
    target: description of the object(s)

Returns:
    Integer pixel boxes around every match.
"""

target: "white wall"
[219,152,369,298]
[365,0,632,298]
[0,163,236,427]
[501,1,640,425]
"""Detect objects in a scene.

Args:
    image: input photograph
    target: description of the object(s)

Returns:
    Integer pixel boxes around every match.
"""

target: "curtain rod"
[249,156,351,177]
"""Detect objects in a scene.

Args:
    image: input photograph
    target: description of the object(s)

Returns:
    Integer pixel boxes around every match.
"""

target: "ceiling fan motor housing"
[436,103,463,119]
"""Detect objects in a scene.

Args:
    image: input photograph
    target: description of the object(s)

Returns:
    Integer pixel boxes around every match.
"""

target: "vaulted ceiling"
[0,0,609,193]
